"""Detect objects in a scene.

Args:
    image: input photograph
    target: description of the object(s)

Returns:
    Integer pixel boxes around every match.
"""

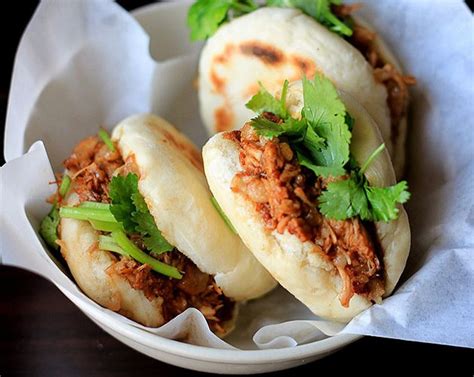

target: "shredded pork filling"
[333,4,416,146]
[62,136,234,333]
[229,123,385,307]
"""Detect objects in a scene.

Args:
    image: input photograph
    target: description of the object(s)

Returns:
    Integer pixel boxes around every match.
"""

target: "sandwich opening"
[227,121,385,307]
[332,4,416,146]
[50,133,235,334]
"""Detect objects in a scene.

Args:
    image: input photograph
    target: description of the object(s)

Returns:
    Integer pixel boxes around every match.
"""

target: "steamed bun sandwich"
[189,0,416,177]
[39,114,276,335]
[203,76,411,322]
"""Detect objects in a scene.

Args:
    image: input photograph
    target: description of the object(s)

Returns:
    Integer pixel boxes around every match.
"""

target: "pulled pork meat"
[110,253,234,334]
[230,123,385,306]
[64,136,124,203]
[332,4,416,145]
[62,135,234,333]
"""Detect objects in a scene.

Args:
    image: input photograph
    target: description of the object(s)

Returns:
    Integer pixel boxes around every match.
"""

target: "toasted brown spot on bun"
[291,56,317,77]
[210,69,226,94]
[215,106,234,132]
[162,129,204,172]
[239,41,285,65]
[213,44,235,65]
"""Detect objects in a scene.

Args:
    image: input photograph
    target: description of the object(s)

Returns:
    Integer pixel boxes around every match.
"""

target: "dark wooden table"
[1,2,472,376]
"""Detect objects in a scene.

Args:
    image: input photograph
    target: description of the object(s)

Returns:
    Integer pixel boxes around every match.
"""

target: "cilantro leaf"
[109,173,138,233]
[39,205,60,250]
[266,0,352,37]
[365,181,411,222]
[187,0,352,42]
[109,173,174,254]
[187,0,257,41]
[302,75,351,173]
[297,151,346,178]
[245,77,410,223]
[250,116,307,139]
[319,173,410,222]
[318,177,364,220]
[131,193,173,254]
[246,81,289,118]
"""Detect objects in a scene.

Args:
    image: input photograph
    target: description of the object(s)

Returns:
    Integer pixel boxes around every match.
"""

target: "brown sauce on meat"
[332,4,416,146]
[230,122,385,306]
[61,135,234,333]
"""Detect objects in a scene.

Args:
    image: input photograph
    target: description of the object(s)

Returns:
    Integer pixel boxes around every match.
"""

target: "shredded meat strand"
[110,254,234,333]
[231,124,385,306]
[60,134,234,333]
[332,4,416,146]
[64,136,124,203]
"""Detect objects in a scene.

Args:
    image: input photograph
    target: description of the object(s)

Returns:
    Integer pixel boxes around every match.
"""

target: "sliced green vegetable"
[39,205,60,250]
[59,206,117,223]
[211,196,237,234]
[98,235,128,256]
[59,175,71,198]
[90,220,124,233]
[111,231,182,279]
[98,128,115,152]
[79,201,111,210]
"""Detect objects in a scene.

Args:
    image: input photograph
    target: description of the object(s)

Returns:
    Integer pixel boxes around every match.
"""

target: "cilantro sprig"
[57,173,178,278]
[267,0,352,36]
[187,0,352,41]
[245,75,410,222]
[109,173,174,254]
[319,145,410,221]
[187,0,258,41]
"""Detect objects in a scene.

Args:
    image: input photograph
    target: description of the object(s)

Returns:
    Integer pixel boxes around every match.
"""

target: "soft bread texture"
[352,15,409,178]
[203,83,410,322]
[59,114,276,332]
[111,114,276,301]
[60,194,166,327]
[199,7,408,177]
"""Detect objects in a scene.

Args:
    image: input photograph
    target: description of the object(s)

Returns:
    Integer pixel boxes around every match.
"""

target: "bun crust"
[199,7,409,177]
[203,84,410,322]
[59,114,277,332]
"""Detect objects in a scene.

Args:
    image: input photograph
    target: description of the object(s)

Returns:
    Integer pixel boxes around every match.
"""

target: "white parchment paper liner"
[1,0,473,349]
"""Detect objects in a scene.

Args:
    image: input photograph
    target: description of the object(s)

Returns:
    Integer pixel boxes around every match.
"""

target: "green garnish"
[245,74,410,222]
[99,235,128,256]
[58,173,177,278]
[59,175,71,198]
[79,201,111,210]
[98,128,115,152]
[187,0,352,41]
[246,80,289,119]
[59,206,117,222]
[90,220,124,233]
[39,174,72,250]
[39,204,60,251]
[319,173,410,222]
[211,196,237,234]
[268,0,352,36]
[187,0,258,41]
[111,231,182,279]
[98,234,182,279]
[109,173,174,254]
